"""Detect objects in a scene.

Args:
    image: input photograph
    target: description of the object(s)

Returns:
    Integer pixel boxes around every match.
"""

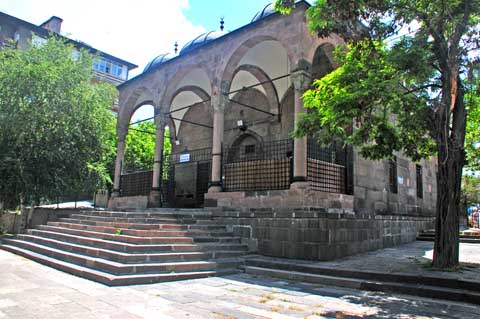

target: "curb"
[243,257,480,305]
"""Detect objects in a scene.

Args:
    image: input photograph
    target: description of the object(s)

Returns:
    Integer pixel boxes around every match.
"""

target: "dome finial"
[220,17,224,31]
[174,41,178,54]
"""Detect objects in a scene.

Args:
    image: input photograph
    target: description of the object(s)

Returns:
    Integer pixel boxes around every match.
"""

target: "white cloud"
[0,0,206,77]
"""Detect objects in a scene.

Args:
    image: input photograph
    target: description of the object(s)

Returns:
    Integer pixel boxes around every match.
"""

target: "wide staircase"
[0,209,249,286]
[417,229,480,243]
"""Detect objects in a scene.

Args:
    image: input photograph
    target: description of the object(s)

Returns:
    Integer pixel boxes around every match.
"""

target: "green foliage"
[124,121,156,172]
[290,0,479,165]
[123,122,172,173]
[465,73,480,171]
[0,38,117,208]
[297,40,436,161]
[462,175,480,207]
[274,0,296,15]
[281,0,480,268]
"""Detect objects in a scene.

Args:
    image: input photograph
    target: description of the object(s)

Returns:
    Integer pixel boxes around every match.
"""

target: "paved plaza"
[1,244,480,319]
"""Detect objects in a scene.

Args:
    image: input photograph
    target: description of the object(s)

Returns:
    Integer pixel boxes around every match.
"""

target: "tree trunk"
[432,79,466,269]
[433,150,461,268]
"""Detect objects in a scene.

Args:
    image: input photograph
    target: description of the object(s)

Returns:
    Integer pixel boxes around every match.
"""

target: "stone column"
[291,69,311,187]
[111,130,127,198]
[209,93,225,193]
[149,111,165,207]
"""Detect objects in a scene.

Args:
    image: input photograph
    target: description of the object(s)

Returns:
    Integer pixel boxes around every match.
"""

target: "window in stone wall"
[389,156,398,193]
[416,164,423,198]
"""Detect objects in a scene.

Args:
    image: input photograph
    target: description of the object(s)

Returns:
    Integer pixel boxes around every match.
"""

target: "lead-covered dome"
[143,53,173,72]
[179,30,228,55]
[251,3,275,23]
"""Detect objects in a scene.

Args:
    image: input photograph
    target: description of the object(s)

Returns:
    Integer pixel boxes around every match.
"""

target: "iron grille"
[169,147,212,164]
[307,139,351,194]
[161,148,212,207]
[120,170,153,197]
[389,156,398,193]
[416,164,423,198]
[223,139,293,192]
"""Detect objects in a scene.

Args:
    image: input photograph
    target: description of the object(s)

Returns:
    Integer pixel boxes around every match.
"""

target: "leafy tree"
[123,121,172,173]
[276,0,479,268]
[0,38,116,209]
[465,70,480,171]
[123,121,156,172]
[462,175,480,208]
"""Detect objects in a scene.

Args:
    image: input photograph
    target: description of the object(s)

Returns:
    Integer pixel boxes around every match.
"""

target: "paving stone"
[0,300,17,309]
[0,249,479,318]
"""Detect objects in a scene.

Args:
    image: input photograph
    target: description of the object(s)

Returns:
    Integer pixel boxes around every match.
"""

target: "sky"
[0,0,272,77]
[0,0,272,121]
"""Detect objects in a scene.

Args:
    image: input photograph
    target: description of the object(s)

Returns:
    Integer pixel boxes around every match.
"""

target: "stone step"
[47,221,232,238]
[25,229,247,253]
[58,218,227,231]
[0,244,236,286]
[245,257,480,292]
[3,239,241,275]
[416,236,480,244]
[242,265,480,305]
[77,210,214,220]
[192,236,241,243]
[34,225,194,245]
[13,234,246,264]
[69,214,196,225]
[419,230,480,238]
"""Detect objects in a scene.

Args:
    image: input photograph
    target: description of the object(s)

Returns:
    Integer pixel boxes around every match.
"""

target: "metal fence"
[162,148,212,207]
[307,139,353,194]
[120,170,153,197]
[223,139,293,192]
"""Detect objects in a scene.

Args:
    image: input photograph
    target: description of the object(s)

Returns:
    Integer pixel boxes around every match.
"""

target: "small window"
[416,165,423,198]
[244,144,255,154]
[389,156,398,193]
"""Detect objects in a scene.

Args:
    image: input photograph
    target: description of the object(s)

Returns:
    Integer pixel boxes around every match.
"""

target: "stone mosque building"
[109,1,437,258]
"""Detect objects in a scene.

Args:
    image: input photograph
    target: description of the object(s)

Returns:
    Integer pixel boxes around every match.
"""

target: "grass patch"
[260,293,275,300]
[213,312,237,319]
[288,305,304,311]
[270,305,283,312]
[227,288,240,293]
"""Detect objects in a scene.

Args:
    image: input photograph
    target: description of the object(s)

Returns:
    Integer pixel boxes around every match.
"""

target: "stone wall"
[0,211,19,233]
[211,208,434,260]
[0,208,82,234]
[108,195,148,210]
[354,151,437,217]
[205,186,354,211]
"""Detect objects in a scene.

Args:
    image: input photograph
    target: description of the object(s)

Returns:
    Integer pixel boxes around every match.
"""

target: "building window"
[32,35,47,47]
[389,156,398,193]
[416,165,423,198]
[93,58,126,80]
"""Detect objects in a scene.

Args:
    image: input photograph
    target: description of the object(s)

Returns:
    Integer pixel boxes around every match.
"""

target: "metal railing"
[307,139,353,194]
[120,170,153,197]
[223,139,293,192]
[162,148,212,207]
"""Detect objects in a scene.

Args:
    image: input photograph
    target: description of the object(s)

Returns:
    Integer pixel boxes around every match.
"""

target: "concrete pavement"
[1,248,480,319]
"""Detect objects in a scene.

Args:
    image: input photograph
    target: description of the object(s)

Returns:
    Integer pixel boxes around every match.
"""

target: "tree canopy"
[0,38,117,209]
[276,0,479,268]
[123,121,172,173]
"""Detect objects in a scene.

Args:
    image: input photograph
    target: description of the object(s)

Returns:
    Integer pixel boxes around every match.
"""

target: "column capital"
[290,69,311,92]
